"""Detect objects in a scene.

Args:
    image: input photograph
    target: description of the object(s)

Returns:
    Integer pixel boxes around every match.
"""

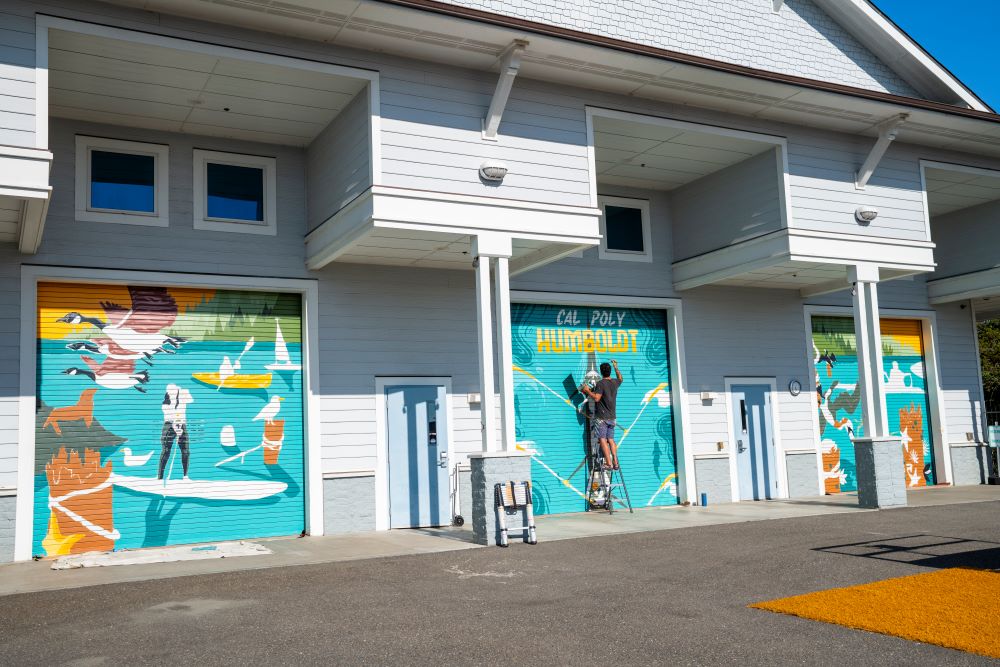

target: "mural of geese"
[63,357,150,392]
[66,336,175,365]
[57,286,185,357]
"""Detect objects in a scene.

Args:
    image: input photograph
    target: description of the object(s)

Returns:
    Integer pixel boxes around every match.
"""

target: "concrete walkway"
[0,484,995,597]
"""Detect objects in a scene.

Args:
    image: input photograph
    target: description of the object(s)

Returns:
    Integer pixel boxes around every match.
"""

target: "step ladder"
[585,418,633,514]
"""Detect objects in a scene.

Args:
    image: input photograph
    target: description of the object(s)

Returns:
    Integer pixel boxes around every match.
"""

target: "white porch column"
[472,233,512,453]
[494,256,516,451]
[849,264,888,438]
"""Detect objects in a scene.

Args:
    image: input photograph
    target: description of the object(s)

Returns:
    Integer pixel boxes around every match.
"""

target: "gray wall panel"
[694,457,731,505]
[307,89,370,230]
[323,476,376,534]
[785,452,820,498]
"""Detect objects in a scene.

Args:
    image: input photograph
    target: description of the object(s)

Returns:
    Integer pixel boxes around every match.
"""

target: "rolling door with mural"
[812,316,935,493]
[33,282,305,557]
[511,303,678,514]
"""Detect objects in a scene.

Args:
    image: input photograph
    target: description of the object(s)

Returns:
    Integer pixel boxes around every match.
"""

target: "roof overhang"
[102,0,1000,158]
[0,146,53,254]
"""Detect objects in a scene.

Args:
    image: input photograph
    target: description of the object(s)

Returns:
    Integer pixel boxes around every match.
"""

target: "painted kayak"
[191,372,272,389]
[112,474,287,500]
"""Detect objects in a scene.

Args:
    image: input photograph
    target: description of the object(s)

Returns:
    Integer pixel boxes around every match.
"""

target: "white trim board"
[510,290,695,504]
[15,266,323,562]
[374,376,454,531]
[723,377,787,502]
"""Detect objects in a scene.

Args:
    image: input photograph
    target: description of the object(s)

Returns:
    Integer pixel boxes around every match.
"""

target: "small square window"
[206,163,265,222]
[194,150,276,235]
[598,196,652,262]
[90,150,155,213]
[75,136,169,226]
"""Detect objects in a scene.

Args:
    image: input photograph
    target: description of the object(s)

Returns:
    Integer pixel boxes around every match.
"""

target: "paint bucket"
[262,420,285,466]
[43,448,115,556]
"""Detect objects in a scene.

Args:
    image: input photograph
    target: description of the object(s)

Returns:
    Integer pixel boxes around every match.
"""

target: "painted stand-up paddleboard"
[191,372,272,389]
[266,322,300,371]
[112,475,287,500]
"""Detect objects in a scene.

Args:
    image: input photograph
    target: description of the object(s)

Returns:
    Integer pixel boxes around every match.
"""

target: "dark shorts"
[595,420,616,440]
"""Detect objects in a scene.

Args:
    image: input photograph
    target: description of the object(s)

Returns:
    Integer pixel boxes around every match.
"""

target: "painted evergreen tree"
[979,319,1000,422]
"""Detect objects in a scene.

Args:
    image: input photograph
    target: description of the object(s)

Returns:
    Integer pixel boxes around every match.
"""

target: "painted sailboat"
[112,474,287,500]
[266,322,300,371]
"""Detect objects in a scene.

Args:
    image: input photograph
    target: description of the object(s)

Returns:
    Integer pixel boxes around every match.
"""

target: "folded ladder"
[494,480,538,547]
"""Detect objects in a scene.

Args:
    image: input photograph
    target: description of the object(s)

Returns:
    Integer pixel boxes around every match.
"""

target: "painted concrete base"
[786,452,821,498]
[854,437,906,509]
[0,495,13,563]
[694,456,732,505]
[52,540,271,570]
[469,452,532,546]
[949,445,989,486]
[324,476,377,535]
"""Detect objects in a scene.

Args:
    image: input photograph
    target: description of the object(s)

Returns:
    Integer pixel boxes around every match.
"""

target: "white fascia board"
[0,147,52,197]
[671,228,936,290]
[812,0,990,111]
[305,186,602,270]
[787,229,936,272]
[370,186,601,239]
[927,267,1000,304]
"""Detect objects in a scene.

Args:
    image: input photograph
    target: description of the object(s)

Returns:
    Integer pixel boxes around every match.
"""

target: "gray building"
[0,0,996,561]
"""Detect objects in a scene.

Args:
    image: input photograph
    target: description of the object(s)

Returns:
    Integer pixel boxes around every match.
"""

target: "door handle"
[737,438,747,453]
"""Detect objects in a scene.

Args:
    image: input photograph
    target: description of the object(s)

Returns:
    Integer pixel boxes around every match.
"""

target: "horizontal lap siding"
[379,71,592,207]
[670,148,784,260]
[512,186,675,297]
[0,4,35,147]
[787,134,929,241]
[933,303,986,444]
[931,200,1000,279]
[0,246,19,487]
[307,90,370,230]
[316,264,489,474]
[681,286,816,457]
[39,119,309,277]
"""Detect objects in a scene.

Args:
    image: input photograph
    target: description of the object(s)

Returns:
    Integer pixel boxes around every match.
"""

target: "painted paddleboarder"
[580,360,623,470]
[158,384,194,480]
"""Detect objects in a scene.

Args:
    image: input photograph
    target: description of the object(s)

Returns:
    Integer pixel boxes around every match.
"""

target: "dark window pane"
[90,150,155,213]
[207,163,264,222]
[604,205,645,252]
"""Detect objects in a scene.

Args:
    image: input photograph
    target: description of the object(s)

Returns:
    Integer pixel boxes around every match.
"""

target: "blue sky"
[872,1,1000,109]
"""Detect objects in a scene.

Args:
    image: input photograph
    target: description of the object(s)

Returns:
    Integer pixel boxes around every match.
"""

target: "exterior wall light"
[855,205,878,225]
[479,160,508,182]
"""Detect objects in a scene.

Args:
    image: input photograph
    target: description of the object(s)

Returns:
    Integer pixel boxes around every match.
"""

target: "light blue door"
[730,384,778,501]
[386,384,450,528]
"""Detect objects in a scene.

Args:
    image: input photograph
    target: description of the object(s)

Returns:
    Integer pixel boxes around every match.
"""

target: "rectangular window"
[75,136,169,226]
[598,196,652,262]
[194,150,277,235]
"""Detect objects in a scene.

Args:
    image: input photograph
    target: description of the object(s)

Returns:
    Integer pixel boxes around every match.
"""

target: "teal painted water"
[33,339,304,555]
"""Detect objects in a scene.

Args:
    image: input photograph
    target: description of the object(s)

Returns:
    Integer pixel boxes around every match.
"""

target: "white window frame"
[74,136,170,227]
[193,149,277,236]
[597,195,652,262]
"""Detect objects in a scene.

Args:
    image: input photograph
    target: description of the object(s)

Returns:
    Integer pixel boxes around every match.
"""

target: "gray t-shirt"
[593,377,622,421]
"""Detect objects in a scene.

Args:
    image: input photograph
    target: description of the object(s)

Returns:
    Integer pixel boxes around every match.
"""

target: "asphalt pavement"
[1,500,997,665]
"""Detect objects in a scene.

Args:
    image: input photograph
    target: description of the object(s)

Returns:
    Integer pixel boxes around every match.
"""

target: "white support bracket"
[855,113,909,190]
[772,0,784,12]
[482,39,529,141]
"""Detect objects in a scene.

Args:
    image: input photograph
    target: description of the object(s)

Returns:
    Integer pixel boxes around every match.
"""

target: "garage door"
[811,316,935,493]
[511,303,678,514]
[33,282,305,557]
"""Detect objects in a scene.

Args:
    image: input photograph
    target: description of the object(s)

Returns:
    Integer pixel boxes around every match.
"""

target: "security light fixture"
[855,205,879,224]
[479,160,508,182]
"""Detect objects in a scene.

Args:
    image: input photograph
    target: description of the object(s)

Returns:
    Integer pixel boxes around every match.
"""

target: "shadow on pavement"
[814,534,1000,570]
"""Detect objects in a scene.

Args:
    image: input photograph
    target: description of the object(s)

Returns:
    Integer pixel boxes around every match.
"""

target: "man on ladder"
[580,360,623,471]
